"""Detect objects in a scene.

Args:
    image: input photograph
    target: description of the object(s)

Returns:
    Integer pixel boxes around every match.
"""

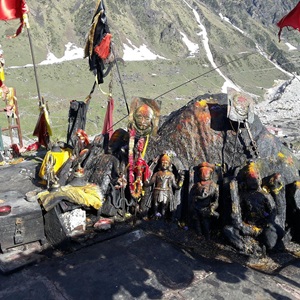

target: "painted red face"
[134,104,154,131]
[199,167,212,181]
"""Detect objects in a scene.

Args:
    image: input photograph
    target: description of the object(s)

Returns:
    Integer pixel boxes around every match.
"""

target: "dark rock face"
[146,93,300,185]
[143,93,300,255]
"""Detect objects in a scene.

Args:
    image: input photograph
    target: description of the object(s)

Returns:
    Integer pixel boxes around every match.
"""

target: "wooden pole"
[23,14,42,106]
[26,27,42,106]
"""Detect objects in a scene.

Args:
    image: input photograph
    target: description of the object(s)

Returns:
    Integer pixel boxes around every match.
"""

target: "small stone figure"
[224,162,284,257]
[286,181,300,242]
[45,153,59,190]
[73,129,90,159]
[145,154,184,220]
[71,129,90,171]
[190,162,219,240]
[262,173,286,233]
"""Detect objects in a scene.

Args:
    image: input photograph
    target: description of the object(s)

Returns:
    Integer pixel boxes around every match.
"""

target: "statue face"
[246,177,261,190]
[199,167,213,181]
[134,104,154,132]
[161,160,170,170]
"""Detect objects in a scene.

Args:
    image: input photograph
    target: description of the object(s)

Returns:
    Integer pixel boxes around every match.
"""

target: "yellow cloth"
[39,148,72,180]
[38,184,103,211]
[41,104,53,137]
[6,88,15,105]
[0,66,5,81]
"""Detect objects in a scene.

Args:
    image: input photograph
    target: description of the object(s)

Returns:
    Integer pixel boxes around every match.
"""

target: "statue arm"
[144,172,157,187]
[264,194,277,222]
[173,170,185,190]
[230,179,262,236]
[210,184,219,212]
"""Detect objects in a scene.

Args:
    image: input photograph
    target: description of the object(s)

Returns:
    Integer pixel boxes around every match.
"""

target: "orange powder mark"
[286,156,294,166]
[194,100,211,123]
[136,104,153,117]
[237,96,247,103]
[248,162,259,179]
[196,111,211,123]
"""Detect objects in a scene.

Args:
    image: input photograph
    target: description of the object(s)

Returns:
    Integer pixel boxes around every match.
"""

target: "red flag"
[0,0,28,20]
[277,1,300,42]
[0,0,29,38]
[102,96,114,138]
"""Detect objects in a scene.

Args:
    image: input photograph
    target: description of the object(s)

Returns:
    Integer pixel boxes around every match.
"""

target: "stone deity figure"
[131,103,154,137]
[145,154,184,219]
[224,162,284,257]
[190,162,219,240]
[128,97,160,138]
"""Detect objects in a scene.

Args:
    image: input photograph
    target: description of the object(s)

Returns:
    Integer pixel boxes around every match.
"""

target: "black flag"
[84,0,111,84]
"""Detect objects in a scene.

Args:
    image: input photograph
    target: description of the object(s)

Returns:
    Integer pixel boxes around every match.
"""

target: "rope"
[154,52,257,100]
[86,52,258,133]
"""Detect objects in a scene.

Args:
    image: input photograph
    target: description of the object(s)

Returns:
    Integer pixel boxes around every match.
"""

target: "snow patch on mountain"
[182,0,240,93]
[180,32,199,57]
[40,43,84,65]
[122,39,167,61]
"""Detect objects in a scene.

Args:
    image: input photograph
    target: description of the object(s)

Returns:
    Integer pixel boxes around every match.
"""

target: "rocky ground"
[255,76,300,155]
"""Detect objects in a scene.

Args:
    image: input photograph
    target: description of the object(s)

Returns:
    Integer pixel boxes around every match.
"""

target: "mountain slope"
[0,0,299,139]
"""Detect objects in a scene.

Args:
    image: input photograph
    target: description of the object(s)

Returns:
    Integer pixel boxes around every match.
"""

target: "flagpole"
[24,14,42,106]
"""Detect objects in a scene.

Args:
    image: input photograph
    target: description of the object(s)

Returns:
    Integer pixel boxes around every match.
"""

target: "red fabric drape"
[277,1,300,41]
[102,97,114,139]
[94,33,112,60]
[0,0,28,20]
[33,112,49,147]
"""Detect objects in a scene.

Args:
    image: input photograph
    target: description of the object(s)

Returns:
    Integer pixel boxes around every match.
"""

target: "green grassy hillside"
[0,0,299,143]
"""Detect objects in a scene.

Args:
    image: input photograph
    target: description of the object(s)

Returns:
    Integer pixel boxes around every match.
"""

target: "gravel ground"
[255,76,300,153]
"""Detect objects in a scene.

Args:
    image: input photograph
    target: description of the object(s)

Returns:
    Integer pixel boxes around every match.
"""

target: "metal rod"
[111,44,129,114]
[231,121,240,166]
[26,27,42,106]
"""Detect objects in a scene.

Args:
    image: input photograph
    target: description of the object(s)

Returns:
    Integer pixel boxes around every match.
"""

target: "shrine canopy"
[277,1,300,42]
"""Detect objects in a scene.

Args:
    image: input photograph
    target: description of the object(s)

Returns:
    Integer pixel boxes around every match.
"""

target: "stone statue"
[224,162,285,257]
[128,97,160,138]
[144,154,185,220]
[190,162,219,240]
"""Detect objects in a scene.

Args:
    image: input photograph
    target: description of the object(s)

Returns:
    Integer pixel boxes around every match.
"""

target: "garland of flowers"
[128,128,150,199]
[128,128,136,197]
